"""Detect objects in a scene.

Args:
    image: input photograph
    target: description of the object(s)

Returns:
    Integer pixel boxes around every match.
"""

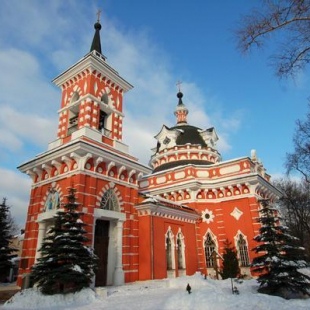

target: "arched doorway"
[94,219,110,286]
[94,187,125,286]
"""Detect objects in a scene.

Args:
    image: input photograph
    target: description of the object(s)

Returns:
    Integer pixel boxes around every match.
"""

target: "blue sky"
[0,0,309,227]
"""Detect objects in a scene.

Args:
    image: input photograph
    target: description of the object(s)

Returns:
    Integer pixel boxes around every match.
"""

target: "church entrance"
[94,219,110,286]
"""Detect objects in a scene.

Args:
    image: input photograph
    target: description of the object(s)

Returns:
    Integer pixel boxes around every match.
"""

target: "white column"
[35,222,46,262]
[113,220,124,285]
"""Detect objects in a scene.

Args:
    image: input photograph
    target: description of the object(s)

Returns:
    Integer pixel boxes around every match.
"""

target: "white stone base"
[113,268,125,286]
[167,270,176,278]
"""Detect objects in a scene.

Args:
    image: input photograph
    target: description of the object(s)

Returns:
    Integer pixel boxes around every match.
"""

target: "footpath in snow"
[2,272,310,310]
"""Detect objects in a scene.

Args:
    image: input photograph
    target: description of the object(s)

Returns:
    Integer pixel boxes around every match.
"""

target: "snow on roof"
[141,194,197,214]
[142,197,158,203]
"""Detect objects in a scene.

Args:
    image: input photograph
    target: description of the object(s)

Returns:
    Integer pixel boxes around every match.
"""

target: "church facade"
[17,18,281,287]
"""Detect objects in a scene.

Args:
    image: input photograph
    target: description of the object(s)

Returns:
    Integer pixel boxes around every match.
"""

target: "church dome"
[170,124,207,147]
[150,91,221,173]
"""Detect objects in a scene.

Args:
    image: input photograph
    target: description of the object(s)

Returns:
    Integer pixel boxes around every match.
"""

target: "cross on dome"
[176,80,182,92]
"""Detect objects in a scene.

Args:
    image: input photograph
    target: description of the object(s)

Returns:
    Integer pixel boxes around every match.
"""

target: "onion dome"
[174,91,188,125]
[150,91,221,173]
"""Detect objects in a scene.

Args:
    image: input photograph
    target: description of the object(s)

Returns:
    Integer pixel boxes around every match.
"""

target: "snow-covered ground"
[2,272,310,310]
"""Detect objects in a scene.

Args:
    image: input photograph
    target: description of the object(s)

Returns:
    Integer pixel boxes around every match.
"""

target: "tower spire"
[174,82,188,124]
[90,10,102,54]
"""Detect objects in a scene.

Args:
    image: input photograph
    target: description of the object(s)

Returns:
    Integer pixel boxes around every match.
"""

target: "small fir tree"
[221,239,240,280]
[31,187,97,295]
[0,198,17,282]
[252,199,310,298]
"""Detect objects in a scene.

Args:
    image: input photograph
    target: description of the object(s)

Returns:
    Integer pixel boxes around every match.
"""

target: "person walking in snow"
[186,283,191,294]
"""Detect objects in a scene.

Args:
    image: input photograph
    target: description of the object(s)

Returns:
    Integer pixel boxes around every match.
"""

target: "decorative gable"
[154,125,182,152]
[199,127,218,148]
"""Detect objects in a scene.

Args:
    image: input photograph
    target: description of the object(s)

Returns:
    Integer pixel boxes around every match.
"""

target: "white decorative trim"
[203,229,218,250]
[96,184,124,210]
[201,208,215,224]
[234,230,250,267]
[230,207,243,220]
[107,161,116,175]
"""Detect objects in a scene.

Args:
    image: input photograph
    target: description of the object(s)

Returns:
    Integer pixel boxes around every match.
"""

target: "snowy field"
[2,272,310,310]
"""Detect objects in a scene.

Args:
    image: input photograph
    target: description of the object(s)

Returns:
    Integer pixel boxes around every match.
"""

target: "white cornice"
[53,51,133,92]
[146,157,252,178]
[140,173,282,198]
[18,139,150,175]
[30,169,140,190]
[150,147,221,165]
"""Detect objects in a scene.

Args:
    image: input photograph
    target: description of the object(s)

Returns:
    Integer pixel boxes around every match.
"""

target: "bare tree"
[8,215,20,236]
[273,178,310,257]
[237,0,310,78]
[286,103,310,181]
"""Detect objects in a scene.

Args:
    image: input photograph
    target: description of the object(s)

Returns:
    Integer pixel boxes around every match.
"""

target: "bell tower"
[50,16,132,152]
[17,15,150,287]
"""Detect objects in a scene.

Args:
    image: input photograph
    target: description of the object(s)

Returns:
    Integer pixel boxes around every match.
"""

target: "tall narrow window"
[98,110,112,137]
[67,92,80,135]
[98,110,107,131]
[204,233,216,268]
[237,234,250,267]
[68,113,79,134]
[100,189,119,211]
[67,104,79,135]
[165,228,175,272]
[166,233,172,270]
[176,233,185,270]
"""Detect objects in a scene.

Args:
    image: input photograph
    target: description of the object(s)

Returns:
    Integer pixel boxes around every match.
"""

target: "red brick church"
[17,16,281,287]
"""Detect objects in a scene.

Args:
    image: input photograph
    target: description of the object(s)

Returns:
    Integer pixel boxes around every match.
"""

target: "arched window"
[204,233,216,268]
[100,189,119,211]
[236,234,250,267]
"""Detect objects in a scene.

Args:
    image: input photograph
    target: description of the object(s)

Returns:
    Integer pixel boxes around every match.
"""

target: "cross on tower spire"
[96,9,102,23]
[90,9,103,54]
